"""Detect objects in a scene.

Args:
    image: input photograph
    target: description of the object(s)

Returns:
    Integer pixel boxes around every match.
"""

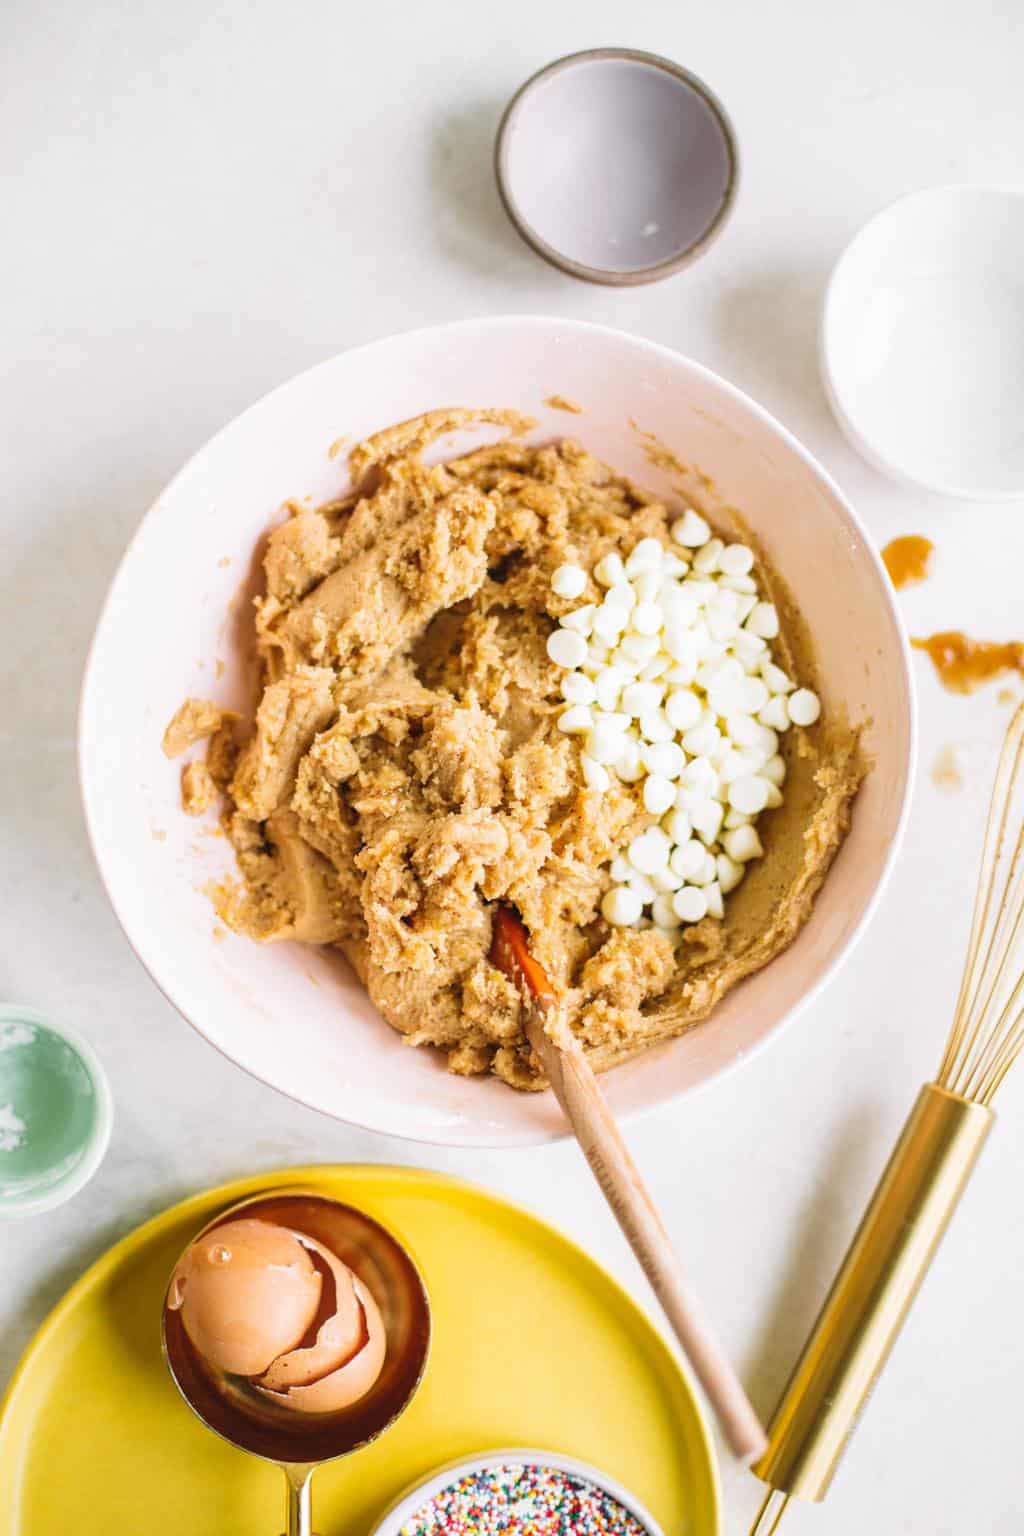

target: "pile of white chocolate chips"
[545,510,821,937]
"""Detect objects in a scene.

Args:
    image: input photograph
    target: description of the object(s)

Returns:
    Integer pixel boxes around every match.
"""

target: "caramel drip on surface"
[913,632,1024,694]
[931,744,965,794]
[882,535,934,589]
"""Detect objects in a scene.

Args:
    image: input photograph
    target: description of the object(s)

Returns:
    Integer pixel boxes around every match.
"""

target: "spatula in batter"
[490,905,767,1464]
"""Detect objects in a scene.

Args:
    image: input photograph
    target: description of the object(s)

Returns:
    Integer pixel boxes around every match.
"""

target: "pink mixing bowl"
[79,317,914,1146]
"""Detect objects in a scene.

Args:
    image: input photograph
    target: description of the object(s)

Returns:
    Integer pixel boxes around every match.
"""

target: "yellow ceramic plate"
[0,1165,719,1534]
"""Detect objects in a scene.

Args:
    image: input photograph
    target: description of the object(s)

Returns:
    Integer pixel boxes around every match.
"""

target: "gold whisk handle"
[753,1082,993,1506]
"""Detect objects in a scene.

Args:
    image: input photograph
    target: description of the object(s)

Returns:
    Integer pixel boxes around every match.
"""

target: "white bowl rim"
[820,181,1024,501]
[369,1447,673,1536]
[78,314,917,1148]
[0,1003,114,1219]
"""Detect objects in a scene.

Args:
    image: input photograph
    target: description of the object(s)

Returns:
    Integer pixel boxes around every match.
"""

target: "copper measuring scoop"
[162,1190,430,1535]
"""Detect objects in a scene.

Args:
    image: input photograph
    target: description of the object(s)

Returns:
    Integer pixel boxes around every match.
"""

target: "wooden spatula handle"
[525,1009,767,1464]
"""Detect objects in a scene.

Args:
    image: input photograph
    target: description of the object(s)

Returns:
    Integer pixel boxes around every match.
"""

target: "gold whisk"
[749,702,1024,1534]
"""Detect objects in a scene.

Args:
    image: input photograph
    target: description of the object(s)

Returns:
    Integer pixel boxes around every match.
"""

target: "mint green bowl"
[0,1006,113,1219]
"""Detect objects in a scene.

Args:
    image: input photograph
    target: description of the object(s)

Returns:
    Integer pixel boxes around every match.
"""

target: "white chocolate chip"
[557,704,594,735]
[670,839,707,880]
[581,754,610,792]
[725,712,761,748]
[691,851,719,886]
[682,722,721,757]
[625,537,665,576]
[547,629,588,669]
[671,509,712,548]
[594,552,627,587]
[731,629,768,667]
[762,753,786,786]
[719,544,754,577]
[592,605,628,644]
[673,885,709,923]
[644,741,686,779]
[716,853,744,892]
[758,694,791,732]
[602,886,643,926]
[630,873,657,902]
[739,676,770,714]
[651,893,681,928]
[560,604,596,636]
[723,825,764,862]
[760,660,795,694]
[619,632,660,667]
[664,688,702,733]
[588,719,629,764]
[562,672,596,706]
[662,587,700,626]
[663,808,692,845]
[788,688,821,726]
[681,754,718,793]
[643,775,676,816]
[594,666,628,711]
[638,653,672,681]
[746,601,780,639]
[639,708,674,744]
[552,563,587,600]
[728,775,771,815]
[615,738,645,782]
[621,681,664,717]
[631,600,664,636]
[603,583,635,614]
[690,798,725,845]
[629,828,671,875]
[692,537,724,574]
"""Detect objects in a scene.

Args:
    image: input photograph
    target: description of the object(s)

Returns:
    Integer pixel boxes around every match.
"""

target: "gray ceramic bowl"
[495,48,738,285]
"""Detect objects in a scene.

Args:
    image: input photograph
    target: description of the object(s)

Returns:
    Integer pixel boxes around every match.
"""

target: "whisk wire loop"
[939,704,1024,1106]
[749,1487,790,1536]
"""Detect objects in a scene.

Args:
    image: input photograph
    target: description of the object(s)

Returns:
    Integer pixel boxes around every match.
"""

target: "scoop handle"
[524,1007,768,1464]
[282,1463,313,1536]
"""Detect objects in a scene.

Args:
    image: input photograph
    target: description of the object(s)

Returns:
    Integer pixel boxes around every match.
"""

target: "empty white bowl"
[821,184,1024,499]
[79,317,913,1147]
[496,49,738,284]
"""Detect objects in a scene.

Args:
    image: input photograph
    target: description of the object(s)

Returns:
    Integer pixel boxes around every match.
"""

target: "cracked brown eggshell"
[255,1271,386,1413]
[167,1218,322,1377]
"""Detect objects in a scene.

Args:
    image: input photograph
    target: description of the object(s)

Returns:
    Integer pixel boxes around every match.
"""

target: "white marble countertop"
[3,1,1023,1530]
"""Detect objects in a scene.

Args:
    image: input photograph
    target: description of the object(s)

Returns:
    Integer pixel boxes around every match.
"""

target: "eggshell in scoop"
[256,1276,386,1412]
[258,1238,364,1391]
[168,1218,321,1377]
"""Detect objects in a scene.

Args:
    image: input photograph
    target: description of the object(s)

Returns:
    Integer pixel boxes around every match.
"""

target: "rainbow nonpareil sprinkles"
[398,1463,651,1536]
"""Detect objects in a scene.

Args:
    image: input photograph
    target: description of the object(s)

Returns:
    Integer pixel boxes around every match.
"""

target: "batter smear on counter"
[163,410,864,1089]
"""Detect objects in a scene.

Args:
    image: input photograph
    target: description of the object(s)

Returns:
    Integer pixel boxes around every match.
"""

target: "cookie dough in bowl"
[163,410,863,1091]
[79,318,914,1144]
